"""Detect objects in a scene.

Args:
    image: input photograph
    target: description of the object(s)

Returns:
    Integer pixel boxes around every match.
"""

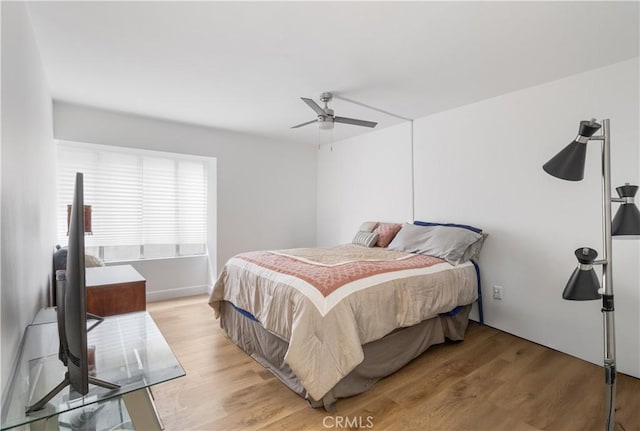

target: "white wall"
[317,123,413,246]
[317,58,640,378]
[53,102,317,298]
[1,2,56,392]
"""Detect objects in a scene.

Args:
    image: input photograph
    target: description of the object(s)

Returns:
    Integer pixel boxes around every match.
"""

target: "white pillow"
[358,221,379,233]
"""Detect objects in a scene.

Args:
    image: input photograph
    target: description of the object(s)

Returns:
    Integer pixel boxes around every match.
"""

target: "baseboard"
[146,284,209,302]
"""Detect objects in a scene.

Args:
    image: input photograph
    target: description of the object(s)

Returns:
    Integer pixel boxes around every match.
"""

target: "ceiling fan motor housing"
[320,92,333,104]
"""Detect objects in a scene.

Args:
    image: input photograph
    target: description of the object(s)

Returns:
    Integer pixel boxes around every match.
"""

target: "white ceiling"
[27,1,639,145]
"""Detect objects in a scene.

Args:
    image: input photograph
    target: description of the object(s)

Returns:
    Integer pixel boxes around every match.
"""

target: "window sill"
[104,254,209,265]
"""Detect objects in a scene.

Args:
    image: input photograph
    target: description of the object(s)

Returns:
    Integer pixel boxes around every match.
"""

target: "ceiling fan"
[291,92,378,130]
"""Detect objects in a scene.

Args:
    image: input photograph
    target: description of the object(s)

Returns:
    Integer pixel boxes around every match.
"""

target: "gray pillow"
[352,231,379,247]
[461,233,488,263]
[387,223,483,265]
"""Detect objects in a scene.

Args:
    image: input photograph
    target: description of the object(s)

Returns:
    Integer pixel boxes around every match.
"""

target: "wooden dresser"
[86,264,146,317]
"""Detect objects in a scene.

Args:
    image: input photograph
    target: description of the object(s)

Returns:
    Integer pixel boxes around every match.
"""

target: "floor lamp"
[542,118,640,431]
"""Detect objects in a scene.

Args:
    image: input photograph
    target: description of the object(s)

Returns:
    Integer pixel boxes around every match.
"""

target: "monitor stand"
[25,372,119,414]
[26,314,119,415]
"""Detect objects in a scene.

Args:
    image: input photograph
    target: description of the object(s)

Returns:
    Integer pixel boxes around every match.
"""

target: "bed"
[208,222,484,410]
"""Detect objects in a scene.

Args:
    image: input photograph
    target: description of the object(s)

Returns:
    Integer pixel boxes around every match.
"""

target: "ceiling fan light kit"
[291,92,378,130]
[317,114,334,130]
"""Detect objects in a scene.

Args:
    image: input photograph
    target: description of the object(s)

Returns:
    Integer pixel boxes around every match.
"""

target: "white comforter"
[209,244,477,401]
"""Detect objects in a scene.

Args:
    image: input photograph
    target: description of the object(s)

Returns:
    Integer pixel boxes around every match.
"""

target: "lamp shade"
[612,184,640,237]
[543,120,601,181]
[562,247,601,301]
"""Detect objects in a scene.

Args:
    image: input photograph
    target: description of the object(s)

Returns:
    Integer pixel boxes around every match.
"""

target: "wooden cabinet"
[86,265,146,317]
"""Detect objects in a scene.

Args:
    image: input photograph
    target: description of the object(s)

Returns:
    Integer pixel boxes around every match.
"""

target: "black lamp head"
[562,247,602,301]
[612,184,640,237]
[543,119,602,181]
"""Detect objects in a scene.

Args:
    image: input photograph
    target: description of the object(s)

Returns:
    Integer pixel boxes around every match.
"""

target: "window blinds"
[57,142,207,255]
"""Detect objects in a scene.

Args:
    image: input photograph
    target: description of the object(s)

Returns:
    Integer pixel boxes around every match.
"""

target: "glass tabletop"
[1,312,184,430]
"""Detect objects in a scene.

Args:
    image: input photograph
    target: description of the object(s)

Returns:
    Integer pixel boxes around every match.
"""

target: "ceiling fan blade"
[301,97,326,116]
[291,119,317,129]
[334,116,378,128]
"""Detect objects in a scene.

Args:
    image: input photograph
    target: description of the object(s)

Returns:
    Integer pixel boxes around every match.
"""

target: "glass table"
[1,311,185,430]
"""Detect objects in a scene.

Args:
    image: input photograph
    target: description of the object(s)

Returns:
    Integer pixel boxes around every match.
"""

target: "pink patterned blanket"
[238,250,445,297]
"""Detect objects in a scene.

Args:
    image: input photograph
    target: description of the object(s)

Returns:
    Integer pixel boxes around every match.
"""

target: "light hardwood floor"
[147,295,640,431]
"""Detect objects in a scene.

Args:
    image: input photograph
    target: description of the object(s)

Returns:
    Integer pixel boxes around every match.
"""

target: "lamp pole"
[595,119,619,431]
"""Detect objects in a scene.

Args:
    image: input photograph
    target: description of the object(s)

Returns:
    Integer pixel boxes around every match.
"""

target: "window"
[57,141,208,262]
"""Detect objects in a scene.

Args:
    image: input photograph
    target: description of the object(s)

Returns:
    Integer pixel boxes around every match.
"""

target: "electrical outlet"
[493,285,503,300]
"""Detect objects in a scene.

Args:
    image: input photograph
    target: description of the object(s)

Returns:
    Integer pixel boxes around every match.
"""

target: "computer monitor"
[64,172,89,394]
[26,173,118,414]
